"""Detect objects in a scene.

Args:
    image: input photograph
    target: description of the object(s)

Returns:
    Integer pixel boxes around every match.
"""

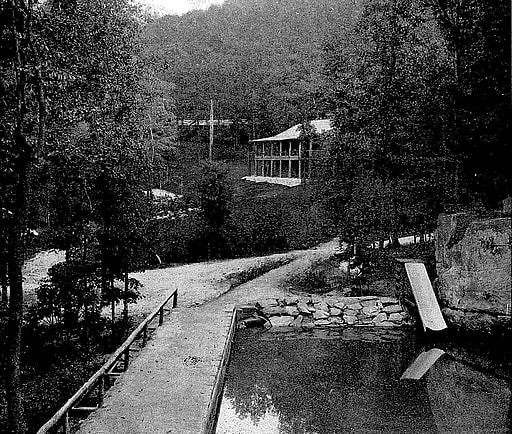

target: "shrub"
[34,260,102,332]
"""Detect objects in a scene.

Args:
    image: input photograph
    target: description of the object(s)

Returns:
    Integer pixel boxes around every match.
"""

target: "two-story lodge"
[245,119,332,186]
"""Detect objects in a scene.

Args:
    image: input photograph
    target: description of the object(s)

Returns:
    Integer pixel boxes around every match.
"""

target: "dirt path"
[20,239,339,321]
[207,239,339,307]
[129,239,338,316]
[19,249,300,315]
[128,251,301,316]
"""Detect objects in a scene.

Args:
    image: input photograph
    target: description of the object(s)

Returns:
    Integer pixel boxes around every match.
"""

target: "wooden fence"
[202,307,238,434]
[36,289,178,434]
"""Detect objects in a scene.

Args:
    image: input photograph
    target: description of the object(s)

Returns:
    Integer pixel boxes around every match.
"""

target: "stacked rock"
[245,295,410,329]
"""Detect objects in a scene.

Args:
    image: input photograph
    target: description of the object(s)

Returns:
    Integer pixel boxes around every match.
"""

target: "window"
[291,160,299,178]
[281,160,290,178]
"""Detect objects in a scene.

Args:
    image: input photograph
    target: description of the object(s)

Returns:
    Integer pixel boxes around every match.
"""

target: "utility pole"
[209,99,214,162]
[148,113,155,189]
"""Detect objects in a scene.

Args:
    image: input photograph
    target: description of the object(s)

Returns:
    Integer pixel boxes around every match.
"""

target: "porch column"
[261,142,265,176]
[309,139,313,178]
[279,142,283,177]
[289,141,292,177]
[270,141,273,177]
[298,141,302,179]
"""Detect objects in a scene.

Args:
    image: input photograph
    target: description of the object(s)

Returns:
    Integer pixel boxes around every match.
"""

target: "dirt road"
[21,239,339,320]
[130,239,338,316]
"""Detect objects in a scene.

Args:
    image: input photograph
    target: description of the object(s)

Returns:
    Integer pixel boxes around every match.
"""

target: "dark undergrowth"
[223,255,295,289]
[150,176,337,265]
[0,310,141,433]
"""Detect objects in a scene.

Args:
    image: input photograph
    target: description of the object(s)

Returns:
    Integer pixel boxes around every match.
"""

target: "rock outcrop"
[435,213,511,333]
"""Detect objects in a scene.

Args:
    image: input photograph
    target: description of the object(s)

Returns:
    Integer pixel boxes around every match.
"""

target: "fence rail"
[36,289,178,434]
[202,307,238,434]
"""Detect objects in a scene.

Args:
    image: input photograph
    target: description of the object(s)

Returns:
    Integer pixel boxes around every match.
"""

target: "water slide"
[404,262,447,332]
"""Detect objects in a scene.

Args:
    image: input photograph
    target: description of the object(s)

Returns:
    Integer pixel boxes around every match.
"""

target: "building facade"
[247,119,332,185]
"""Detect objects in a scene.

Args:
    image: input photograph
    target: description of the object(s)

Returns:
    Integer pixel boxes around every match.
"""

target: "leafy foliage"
[33,0,154,327]
[1,1,156,431]
[141,0,362,137]
[34,260,101,330]
[428,0,511,207]
[317,0,497,243]
[194,161,232,231]
[144,0,510,244]
[189,161,233,258]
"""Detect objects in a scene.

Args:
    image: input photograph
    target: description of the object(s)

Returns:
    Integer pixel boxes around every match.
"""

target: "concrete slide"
[404,262,447,332]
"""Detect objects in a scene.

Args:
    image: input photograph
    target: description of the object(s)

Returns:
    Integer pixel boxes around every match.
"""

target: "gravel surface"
[128,251,302,316]
[207,239,339,308]
[130,239,338,316]
[20,240,339,320]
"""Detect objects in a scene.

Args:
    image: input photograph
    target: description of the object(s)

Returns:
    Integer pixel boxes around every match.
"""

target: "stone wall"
[435,213,511,333]
[238,295,411,329]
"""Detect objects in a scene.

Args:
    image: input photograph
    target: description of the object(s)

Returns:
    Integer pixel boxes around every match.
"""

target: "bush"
[149,212,208,263]
[148,180,339,264]
[226,205,289,257]
[366,241,437,281]
[285,259,332,293]
[34,260,102,333]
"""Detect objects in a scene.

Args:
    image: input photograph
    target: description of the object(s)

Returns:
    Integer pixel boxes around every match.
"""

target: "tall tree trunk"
[5,134,30,434]
[111,278,116,325]
[1,259,8,305]
[5,134,31,434]
[123,271,129,324]
[81,235,89,342]
[3,1,44,431]
[6,232,27,434]
[5,1,31,430]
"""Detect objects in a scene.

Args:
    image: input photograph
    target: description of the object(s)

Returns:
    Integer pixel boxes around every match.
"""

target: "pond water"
[216,327,510,434]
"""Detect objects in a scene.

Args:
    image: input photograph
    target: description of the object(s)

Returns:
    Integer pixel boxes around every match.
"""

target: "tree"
[193,161,232,259]
[319,0,454,243]
[1,1,152,430]
[0,0,45,431]
[38,0,153,326]
[142,0,360,138]
[140,75,177,190]
[92,150,150,328]
[426,0,511,207]
[35,259,101,333]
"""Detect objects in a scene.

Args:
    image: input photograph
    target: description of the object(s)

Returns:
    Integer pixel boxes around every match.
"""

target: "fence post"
[62,411,69,434]
[98,375,105,407]
[172,290,178,308]
[124,349,130,371]
[159,306,164,326]
[142,324,148,347]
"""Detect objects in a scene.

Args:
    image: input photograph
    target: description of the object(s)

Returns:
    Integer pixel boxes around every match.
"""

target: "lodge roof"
[250,119,332,142]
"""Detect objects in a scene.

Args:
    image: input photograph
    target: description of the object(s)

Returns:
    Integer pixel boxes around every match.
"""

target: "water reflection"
[427,355,510,433]
[216,328,510,434]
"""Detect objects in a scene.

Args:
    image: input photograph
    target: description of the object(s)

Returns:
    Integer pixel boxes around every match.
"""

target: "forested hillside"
[317,0,510,244]
[142,0,364,137]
